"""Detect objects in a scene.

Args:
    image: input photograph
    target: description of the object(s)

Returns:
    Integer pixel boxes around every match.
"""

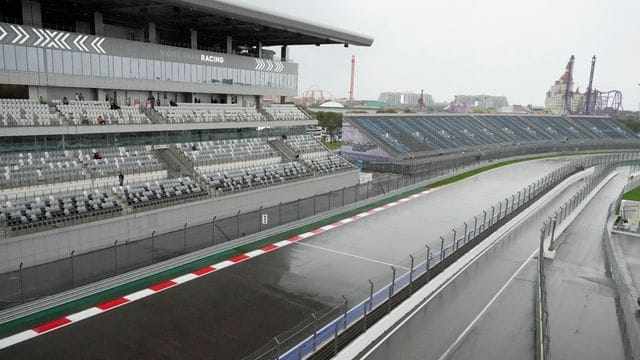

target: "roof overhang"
[167,0,373,46]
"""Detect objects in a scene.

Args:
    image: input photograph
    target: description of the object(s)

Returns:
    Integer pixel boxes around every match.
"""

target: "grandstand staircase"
[154,148,195,177]
[472,115,513,143]
[517,115,555,139]
[268,139,299,161]
[140,106,166,124]
[257,107,276,121]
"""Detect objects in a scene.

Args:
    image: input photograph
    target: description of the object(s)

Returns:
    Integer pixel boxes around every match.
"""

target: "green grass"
[325,141,342,150]
[623,186,640,201]
[0,152,583,338]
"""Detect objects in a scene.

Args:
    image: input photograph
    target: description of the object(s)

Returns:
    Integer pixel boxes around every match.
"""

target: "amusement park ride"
[562,54,623,115]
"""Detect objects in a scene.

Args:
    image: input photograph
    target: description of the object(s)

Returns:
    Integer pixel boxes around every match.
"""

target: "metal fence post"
[183,222,188,253]
[505,198,509,215]
[549,215,558,251]
[452,229,457,250]
[313,194,317,215]
[70,250,75,288]
[278,203,282,225]
[236,211,241,238]
[19,262,24,303]
[151,230,156,262]
[491,206,495,226]
[274,337,281,359]
[409,255,415,294]
[473,216,478,238]
[259,206,263,232]
[426,245,431,270]
[463,223,468,243]
[390,266,397,297]
[297,198,300,220]
[440,236,445,260]
[368,280,374,311]
[210,218,215,245]
[342,187,346,207]
[114,240,118,274]
[328,190,332,210]
[312,313,318,351]
[482,210,487,231]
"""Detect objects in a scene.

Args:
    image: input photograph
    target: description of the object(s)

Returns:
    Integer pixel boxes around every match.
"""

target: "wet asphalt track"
[0,158,578,359]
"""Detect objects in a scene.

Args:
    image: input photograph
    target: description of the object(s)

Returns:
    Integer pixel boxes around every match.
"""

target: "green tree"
[314,111,343,140]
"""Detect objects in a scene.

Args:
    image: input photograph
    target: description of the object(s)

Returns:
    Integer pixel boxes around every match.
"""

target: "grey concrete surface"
[617,234,640,298]
[364,181,584,360]
[0,158,576,359]
[546,175,626,360]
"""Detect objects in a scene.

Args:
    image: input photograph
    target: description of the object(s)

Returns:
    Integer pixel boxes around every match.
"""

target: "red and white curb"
[0,186,444,350]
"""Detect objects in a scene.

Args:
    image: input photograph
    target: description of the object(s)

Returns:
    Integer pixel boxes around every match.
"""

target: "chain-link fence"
[242,155,620,360]
[0,148,492,309]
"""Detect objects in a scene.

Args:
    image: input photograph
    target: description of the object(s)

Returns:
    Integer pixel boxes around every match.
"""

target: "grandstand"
[341,114,639,163]
[0,0,368,249]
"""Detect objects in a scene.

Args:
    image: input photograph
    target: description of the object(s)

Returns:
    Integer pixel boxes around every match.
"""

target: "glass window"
[205,66,211,83]
[38,48,44,72]
[164,61,170,80]
[172,62,179,81]
[46,49,53,73]
[122,57,130,78]
[143,59,151,80]
[154,60,161,80]
[190,64,196,82]
[62,51,72,74]
[0,45,5,70]
[15,46,27,71]
[131,58,138,78]
[178,62,184,82]
[91,54,100,76]
[27,47,38,72]
[99,55,108,76]
[197,65,203,82]
[52,49,62,73]
[113,56,122,77]
[72,52,82,75]
[82,53,91,76]
[4,45,17,71]
[185,62,191,82]
[108,56,114,77]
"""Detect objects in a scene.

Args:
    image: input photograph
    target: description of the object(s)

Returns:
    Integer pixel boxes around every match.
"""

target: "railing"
[533,153,640,360]
[243,157,608,360]
[0,146,551,309]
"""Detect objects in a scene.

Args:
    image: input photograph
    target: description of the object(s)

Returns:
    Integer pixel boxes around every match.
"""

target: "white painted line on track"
[436,248,537,360]
[292,242,409,270]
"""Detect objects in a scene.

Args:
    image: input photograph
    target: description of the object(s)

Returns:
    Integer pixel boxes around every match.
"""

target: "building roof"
[175,0,374,46]
[319,101,344,108]
[41,0,373,47]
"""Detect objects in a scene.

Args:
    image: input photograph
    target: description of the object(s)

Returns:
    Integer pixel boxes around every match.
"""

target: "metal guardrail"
[606,182,640,359]
[533,153,640,360]
[243,157,604,360]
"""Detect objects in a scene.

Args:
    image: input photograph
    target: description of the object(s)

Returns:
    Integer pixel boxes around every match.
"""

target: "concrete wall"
[0,170,359,271]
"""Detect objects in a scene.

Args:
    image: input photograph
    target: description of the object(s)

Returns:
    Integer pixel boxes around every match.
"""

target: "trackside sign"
[201,54,224,63]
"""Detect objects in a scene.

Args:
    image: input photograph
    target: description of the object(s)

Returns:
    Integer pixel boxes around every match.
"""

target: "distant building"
[544,68,584,114]
[453,95,509,110]
[378,92,434,108]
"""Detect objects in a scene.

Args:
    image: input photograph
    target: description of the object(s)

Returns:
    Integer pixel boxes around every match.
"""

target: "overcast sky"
[241,0,640,109]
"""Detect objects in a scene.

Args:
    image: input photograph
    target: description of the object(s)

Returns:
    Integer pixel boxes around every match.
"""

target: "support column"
[22,0,42,27]
[190,29,198,50]
[147,22,157,43]
[281,45,288,61]
[93,12,104,36]
[258,42,262,58]
[226,36,233,54]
